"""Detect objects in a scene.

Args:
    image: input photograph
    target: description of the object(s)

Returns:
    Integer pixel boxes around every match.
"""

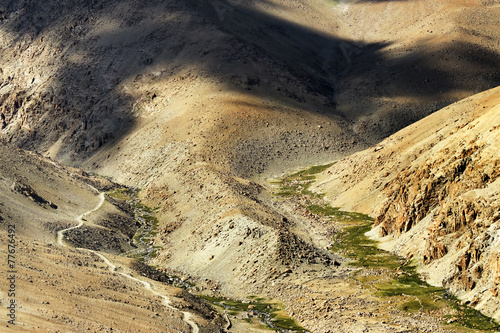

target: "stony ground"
[0,143,224,332]
[1,0,500,331]
[313,86,500,323]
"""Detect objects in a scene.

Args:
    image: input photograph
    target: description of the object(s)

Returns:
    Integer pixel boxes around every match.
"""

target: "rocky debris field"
[1,0,500,331]
[314,86,500,323]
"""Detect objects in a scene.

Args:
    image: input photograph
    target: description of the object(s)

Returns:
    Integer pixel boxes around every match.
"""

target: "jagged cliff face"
[313,86,500,319]
[376,145,500,239]
[374,119,500,317]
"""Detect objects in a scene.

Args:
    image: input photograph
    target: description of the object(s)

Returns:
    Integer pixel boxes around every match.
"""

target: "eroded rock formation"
[373,105,500,317]
[313,87,500,320]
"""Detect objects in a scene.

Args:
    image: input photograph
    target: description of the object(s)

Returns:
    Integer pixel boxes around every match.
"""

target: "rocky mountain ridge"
[313,86,500,320]
[1,0,500,331]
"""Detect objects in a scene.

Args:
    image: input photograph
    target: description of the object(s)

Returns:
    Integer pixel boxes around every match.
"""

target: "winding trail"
[58,190,199,333]
[57,192,105,246]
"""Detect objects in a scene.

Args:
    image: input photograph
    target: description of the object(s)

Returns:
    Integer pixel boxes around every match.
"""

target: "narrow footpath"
[57,189,199,333]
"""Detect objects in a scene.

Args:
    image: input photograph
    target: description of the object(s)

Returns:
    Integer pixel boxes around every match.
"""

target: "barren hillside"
[0,141,223,331]
[1,0,500,331]
[1,0,499,175]
[313,86,500,321]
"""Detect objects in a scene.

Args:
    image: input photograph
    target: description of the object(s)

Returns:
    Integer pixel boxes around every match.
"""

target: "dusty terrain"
[0,142,223,332]
[1,0,500,331]
[1,0,499,173]
[313,86,500,322]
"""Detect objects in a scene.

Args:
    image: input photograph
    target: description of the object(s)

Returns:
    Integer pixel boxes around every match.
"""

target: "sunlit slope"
[313,86,500,320]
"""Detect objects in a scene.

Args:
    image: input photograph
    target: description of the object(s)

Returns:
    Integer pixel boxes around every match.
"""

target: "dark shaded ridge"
[0,0,499,164]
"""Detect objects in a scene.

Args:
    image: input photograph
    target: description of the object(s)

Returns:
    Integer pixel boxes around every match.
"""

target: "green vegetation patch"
[270,163,335,198]
[326,207,500,331]
[307,204,373,222]
[328,221,404,269]
[377,271,443,297]
[288,163,335,178]
[107,188,134,201]
[443,294,500,331]
[199,295,308,332]
[108,187,162,261]
[135,201,153,213]
[272,163,500,332]
[272,185,299,197]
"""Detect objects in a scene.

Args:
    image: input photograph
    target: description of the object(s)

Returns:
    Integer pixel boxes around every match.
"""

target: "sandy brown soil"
[1,237,199,332]
[0,142,224,332]
[313,86,500,322]
[1,0,500,331]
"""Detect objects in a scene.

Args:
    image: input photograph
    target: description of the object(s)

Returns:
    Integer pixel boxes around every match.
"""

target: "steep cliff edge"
[313,86,500,320]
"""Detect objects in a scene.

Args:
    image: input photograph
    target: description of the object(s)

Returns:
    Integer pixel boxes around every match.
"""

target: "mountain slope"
[0,141,220,331]
[313,86,500,320]
[0,0,499,175]
[1,0,500,330]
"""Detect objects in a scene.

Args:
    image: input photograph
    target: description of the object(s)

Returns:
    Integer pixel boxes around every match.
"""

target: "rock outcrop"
[375,137,500,310]
[11,180,58,208]
[313,86,500,320]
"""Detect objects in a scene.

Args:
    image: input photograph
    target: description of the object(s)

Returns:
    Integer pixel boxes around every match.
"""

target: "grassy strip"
[271,163,334,198]
[273,164,500,332]
[199,295,307,332]
[326,211,499,330]
[316,204,500,331]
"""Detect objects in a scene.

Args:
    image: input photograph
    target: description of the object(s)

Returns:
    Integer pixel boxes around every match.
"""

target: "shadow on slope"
[0,0,499,159]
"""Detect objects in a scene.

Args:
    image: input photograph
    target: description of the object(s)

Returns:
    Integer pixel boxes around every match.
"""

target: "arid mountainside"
[0,0,499,174]
[1,0,500,331]
[0,141,224,332]
[0,139,114,242]
[313,86,500,320]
